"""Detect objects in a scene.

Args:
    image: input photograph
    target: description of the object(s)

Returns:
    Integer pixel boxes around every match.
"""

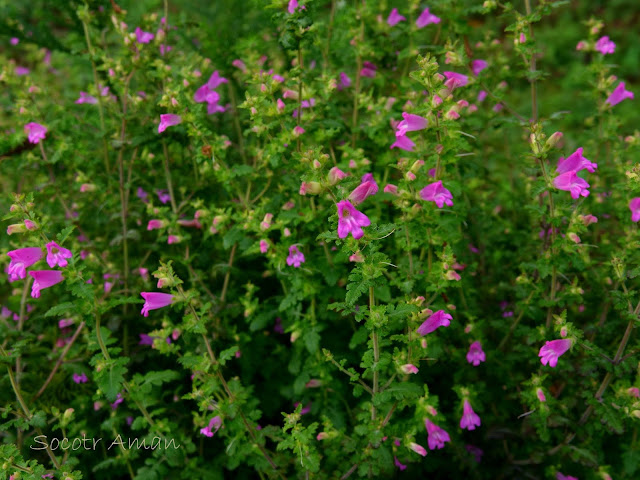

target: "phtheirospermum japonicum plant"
[0,0,639,478]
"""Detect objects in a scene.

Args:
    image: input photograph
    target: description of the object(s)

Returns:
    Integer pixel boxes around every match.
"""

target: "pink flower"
[277,98,285,111]
[135,27,155,44]
[443,71,468,89]
[390,134,415,151]
[424,419,450,450]
[466,341,486,366]
[140,292,174,317]
[417,310,452,335]
[628,387,640,398]
[111,393,124,409]
[556,148,597,174]
[73,373,88,384]
[147,219,165,230]
[7,247,43,281]
[394,456,407,470]
[420,181,453,208]
[75,92,98,104]
[24,219,37,230]
[471,59,488,76]
[416,7,440,28]
[15,66,29,76]
[167,235,180,244]
[582,214,598,226]
[595,36,615,55]
[576,41,587,51]
[29,270,64,298]
[286,245,305,268]
[477,90,488,102]
[630,198,640,222]
[387,8,406,26]
[395,112,428,137]
[157,114,182,133]
[206,71,228,89]
[10,37,19,45]
[46,241,73,268]
[24,122,47,144]
[536,388,546,402]
[553,171,590,199]
[538,339,572,367]
[556,473,579,480]
[348,180,378,205]
[201,416,222,437]
[259,240,269,253]
[288,0,300,14]
[409,442,427,456]
[400,364,419,374]
[605,82,634,107]
[384,184,398,195]
[328,167,348,184]
[293,126,305,137]
[337,200,371,240]
[459,400,481,431]
[232,59,247,72]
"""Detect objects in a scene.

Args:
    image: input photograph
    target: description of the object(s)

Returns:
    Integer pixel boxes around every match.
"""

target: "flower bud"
[6,223,26,235]
[24,219,37,230]
[328,167,348,185]
[545,131,563,149]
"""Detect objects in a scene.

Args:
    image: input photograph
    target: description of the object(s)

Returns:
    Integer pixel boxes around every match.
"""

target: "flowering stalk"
[162,141,178,213]
[351,8,364,148]
[370,286,379,421]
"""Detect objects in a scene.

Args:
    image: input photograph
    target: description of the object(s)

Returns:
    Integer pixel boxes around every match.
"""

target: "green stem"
[370,286,379,421]
[162,141,178,214]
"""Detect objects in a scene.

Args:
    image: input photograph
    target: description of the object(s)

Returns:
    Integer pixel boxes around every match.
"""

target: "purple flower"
[466,341,486,366]
[556,473,579,480]
[206,71,228,89]
[147,219,165,230]
[338,72,351,90]
[156,189,171,204]
[286,245,305,268]
[400,364,419,374]
[135,27,155,44]
[538,339,572,367]
[595,36,615,55]
[157,114,182,133]
[75,92,98,104]
[73,373,88,384]
[360,61,377,78]
[420,181,454,208]
[337,200,370,240]
[553,171,590,199]
[459,400,481,431]
[424,419,450,450]
[140,292,174,317]
[394,456,407,470]
[15,66,30,76]
[390,134,415,151]
[45,241,73,268]
[536,388,546,402]
[232,59,246,72]
[417,310,452,335]
[59,318,74,329]
[416,7,441,28]
[443,71,468,89]
[395,112,428,137]
[29,270,64,298]
[630,198,640,222]
[348,180,378,205]
[387,8,406,26]
[24,122,47,144]
[137,187,149,203]
[7,247,43,281]
[201,416,222,437]
[111,393,124,409]
[471,59,488,76]
[605,82,634,107]
[556,148,597,174]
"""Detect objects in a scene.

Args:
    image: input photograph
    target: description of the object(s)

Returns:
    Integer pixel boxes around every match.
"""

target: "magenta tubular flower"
[629,198,640,222]
[73,372,88,384]
[337,200,371,240]
[24,122,47,144]
[206,71,228,89]
[288,0,300,14]
[140,292,174,317]
[328,167,348,184]
[111,393,124,410]
[400,364,419,374]
[420,181,454,208]
[409,442,427,456]
[606,82,634,107]
[443,71,468,89]
[348,181,378,205]
[553,171,590,199]
[424,419,451,450]
[232,59,247,72]
[46,241,73,268]
[471,59,488,76]
[260,240,269,253]
[7,247,43,281]
[29,270,64,298]
[384,184,398,195]
[338,72,352,90]
[387,8,406,26]
[556,148,597,174]
[390,134,415,151]
[417,310,452,335]
[556,473,579,480]
[201,416,222,437]
[459,400,481,431]
[466,341,486,366]
[286,245,305,268]
[536,388,546,402]
[360,61,377,78]
[135,27,155,44]
[538,339,572,367]
[157,114,182,133]
[595,36,615,55]
[396,112,428,137]
[416,7,441,27]
[75,92,98,104]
